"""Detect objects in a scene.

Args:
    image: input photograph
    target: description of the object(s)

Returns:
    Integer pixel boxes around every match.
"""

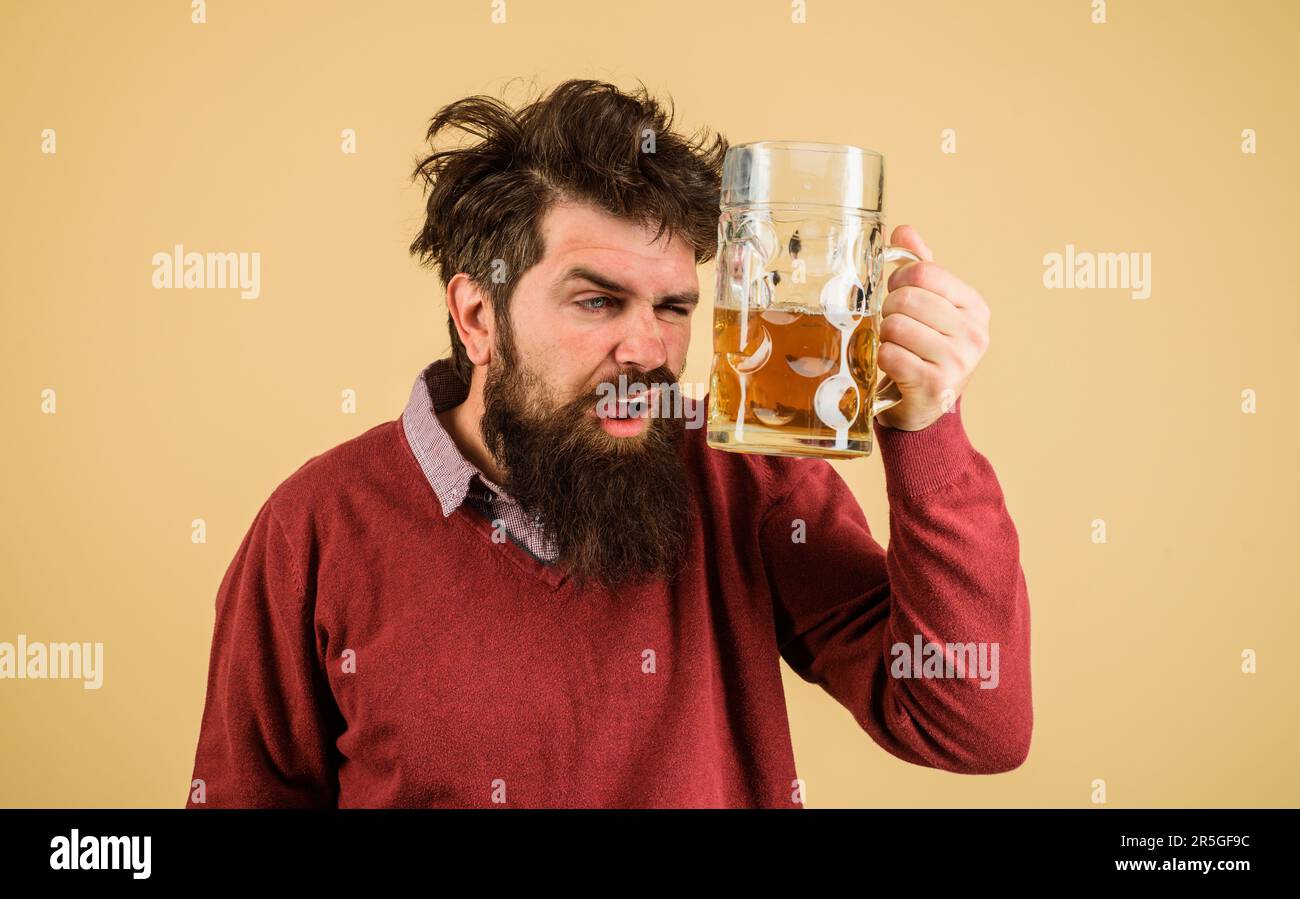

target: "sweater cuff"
[871,394,978,500]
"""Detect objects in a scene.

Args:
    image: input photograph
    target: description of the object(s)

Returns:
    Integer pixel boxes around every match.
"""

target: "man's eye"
[577,296,617,312]
[576,296,690,316]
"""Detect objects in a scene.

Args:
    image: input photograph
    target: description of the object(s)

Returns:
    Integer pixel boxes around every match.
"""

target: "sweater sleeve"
[760,395,1033,774]
[184,497,342,807]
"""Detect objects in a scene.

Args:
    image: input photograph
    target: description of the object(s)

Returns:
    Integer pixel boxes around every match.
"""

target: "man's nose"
[612,303,668,373]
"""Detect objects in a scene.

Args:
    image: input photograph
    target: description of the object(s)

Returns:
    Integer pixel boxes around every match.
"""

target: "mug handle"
[870,244,923,419]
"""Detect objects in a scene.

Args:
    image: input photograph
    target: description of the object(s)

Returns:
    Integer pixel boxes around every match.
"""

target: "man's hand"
[872,224,990,432]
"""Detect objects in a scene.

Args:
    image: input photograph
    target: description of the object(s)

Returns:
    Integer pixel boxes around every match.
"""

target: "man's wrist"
[871,394,977,500]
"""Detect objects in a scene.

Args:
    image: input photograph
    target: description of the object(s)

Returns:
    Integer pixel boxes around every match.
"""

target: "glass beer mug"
[707,141,920,459]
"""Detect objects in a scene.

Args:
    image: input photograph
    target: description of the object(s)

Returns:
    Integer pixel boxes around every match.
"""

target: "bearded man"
[184,79,1031,809]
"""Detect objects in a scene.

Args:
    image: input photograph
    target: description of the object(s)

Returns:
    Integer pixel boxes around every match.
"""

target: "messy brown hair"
[408,78,728,386]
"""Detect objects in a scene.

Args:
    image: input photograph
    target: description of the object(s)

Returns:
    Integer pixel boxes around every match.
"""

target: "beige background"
[1,0,1297,808]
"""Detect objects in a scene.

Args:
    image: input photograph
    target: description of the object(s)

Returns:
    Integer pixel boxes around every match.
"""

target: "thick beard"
[478,344,693,591]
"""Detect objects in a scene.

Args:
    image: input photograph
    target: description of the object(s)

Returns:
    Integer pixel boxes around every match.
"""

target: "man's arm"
[760,396,1032,774]
[184,497,342,807]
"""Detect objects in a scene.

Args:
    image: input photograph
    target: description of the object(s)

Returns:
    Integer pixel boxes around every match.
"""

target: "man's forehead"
[535,201,697,289]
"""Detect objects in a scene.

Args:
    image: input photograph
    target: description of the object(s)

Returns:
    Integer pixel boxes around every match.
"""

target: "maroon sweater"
[184,393,1031,808]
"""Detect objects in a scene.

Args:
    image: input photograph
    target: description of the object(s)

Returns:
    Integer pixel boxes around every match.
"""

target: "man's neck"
[435,382,508,487]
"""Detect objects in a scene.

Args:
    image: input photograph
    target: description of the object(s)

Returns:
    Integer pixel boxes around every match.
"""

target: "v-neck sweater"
[184,391,1032,808]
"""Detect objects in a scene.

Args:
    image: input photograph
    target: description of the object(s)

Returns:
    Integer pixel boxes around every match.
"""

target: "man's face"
[499,199,699,429]
[478,200,701,590]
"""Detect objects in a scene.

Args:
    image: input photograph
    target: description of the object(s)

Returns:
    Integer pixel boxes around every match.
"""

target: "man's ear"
[446,273,494,366]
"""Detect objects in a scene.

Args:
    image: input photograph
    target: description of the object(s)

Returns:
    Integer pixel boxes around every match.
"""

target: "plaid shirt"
[401,358,560,563]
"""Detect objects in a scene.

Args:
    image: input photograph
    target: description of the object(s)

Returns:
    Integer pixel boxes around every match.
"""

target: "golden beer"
[708,304,883,459]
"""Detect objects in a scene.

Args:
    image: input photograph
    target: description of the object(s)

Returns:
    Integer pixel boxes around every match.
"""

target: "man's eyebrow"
[555,265,699,306]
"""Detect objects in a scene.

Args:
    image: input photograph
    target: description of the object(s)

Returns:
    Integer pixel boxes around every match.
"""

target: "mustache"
[576,365,680,406]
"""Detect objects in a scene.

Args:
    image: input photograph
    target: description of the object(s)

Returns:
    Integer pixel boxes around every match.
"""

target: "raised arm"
[761,397,1032,774]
